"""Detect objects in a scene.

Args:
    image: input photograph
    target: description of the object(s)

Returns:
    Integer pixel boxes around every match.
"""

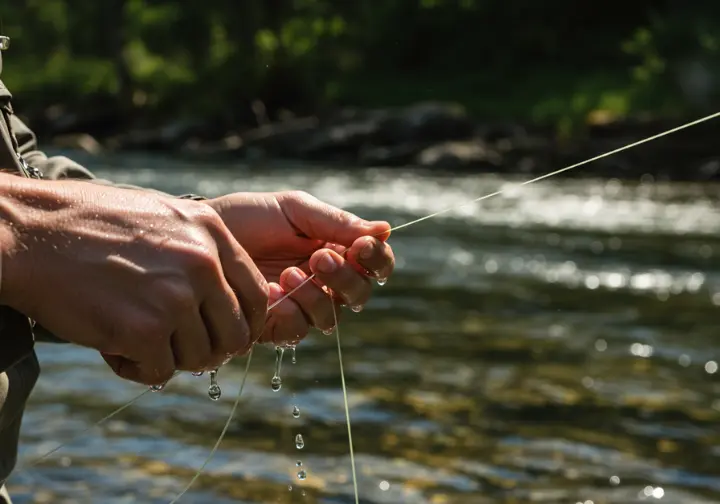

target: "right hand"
[0,175,268,386]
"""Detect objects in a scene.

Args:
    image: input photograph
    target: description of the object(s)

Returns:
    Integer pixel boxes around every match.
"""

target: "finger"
[102,351,174,387]
[217,233,269,342]
[279,267,338,332]
[309,249,371,307]
[278,191,391,247]
[348,236,395,279]
[262,283,309,345]
[170,309,213,372]
[201,278,251,363]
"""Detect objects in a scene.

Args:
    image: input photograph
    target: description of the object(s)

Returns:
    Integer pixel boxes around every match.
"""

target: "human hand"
[206,191,395,345]
[0,174,268,386]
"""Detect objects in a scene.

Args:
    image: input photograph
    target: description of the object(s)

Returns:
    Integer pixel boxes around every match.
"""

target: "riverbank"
[39,102,720,181]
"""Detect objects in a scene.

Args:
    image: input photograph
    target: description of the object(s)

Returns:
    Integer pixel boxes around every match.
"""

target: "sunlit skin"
[206,190,395,346]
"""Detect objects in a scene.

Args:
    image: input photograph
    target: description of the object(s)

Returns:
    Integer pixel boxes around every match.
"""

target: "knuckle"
[158,278,197,312]
[193,202,223,226]
[284,190,312,203]
[127,314,168,343]
[183,243,219,274]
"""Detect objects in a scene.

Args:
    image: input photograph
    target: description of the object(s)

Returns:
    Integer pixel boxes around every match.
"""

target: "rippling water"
[7,153,720,504]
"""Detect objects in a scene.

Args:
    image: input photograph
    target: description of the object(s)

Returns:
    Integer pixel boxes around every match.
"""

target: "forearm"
[0,171,67,311]
[0,175,18,303]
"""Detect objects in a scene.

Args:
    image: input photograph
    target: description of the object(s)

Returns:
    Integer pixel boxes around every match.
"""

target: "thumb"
[280,191,391,246]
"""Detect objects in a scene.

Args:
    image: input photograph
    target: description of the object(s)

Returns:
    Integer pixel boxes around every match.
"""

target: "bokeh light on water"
[8,154,720,503]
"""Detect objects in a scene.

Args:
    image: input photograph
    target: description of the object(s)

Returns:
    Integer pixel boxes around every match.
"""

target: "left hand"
[206,191,395,346]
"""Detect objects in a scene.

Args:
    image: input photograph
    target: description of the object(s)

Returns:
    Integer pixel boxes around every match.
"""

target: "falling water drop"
[377,277,387,286]
[350,305,363,313]
[292,406,300,418]
[295,434,305,449]
[297,470,307,480]
[296,460,302,467]
[291,347,297,364]
[208,368,221,401]
[208,384,222,400]
[271,346,285,392]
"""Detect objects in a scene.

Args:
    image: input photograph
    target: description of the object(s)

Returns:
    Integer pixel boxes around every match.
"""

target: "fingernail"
[360,240,374,260]
[317,252,338,273]
[268,283,284,303]
[287,269,305,288]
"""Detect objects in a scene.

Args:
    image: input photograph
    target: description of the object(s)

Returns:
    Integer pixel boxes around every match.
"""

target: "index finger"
[216,234,269,342]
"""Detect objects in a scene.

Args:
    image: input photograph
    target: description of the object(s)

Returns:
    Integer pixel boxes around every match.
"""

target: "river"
[6,152,720,503]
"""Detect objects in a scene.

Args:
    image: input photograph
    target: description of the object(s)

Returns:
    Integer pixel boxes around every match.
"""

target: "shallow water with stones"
[7,152,720,504]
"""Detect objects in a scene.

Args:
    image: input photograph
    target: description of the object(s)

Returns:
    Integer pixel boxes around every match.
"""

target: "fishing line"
[332,300,360,504]
[168,350,255,504]
[17,380,162,470]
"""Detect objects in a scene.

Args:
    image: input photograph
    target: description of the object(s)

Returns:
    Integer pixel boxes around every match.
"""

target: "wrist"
[0,173,66,311]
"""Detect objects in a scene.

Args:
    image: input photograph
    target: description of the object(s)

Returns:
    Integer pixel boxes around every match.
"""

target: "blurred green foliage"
[1,0,719,131]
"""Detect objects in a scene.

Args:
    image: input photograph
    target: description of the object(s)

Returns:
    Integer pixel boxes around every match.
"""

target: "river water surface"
[7,153,720,504]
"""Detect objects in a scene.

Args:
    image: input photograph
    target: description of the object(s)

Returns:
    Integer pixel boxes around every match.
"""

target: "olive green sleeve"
[10,114,205,200]
[10,115,206,343]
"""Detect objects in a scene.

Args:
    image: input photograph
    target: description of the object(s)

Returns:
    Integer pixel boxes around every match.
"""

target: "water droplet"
[191,371,204,377]
[296,460,302,467]
[292,406,300,418]
[207,368,221,400]
[322,327,334,335]
[291,347,297,364]
[297,470,307,480]
[150,384,164,392]
[350,305,363,313]
[288,485,292,491]
[295,434,304,449]
[271,346,285,391]
[377,277,387,286]
[208,384,222,401]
